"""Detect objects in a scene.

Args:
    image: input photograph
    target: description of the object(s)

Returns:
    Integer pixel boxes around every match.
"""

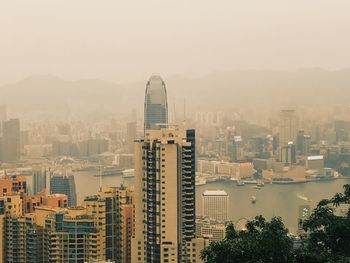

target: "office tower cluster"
[32,166,48,195]
[50,174,77,206]
[296,130,311,156]
[0,115,21,163]
[277,109,314,165]
[277,109,316,166]
[230,135,244,162]
[52,138,109,157]
[126,121,137,153]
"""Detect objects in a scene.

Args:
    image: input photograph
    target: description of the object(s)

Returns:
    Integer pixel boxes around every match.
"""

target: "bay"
[74,171,350,233]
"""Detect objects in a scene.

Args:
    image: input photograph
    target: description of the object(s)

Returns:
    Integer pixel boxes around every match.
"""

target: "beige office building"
[279,110,298,146]
[202,190,229,222]
[195,217,226,243]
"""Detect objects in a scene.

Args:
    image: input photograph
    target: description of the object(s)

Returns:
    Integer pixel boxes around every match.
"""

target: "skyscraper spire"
[183,97,187,128]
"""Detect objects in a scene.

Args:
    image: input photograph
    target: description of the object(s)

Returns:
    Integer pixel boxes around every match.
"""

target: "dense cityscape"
[1,1,350,262]
[0,73,350,262]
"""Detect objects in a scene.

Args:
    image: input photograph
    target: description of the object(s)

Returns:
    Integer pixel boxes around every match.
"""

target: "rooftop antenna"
[173,102,176,124]
[183,98,186,128]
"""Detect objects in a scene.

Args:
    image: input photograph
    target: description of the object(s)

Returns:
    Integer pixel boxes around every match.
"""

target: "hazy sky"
[0,0,349,85]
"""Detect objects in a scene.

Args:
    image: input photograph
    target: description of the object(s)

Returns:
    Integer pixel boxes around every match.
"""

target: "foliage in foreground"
[201,184,350,263]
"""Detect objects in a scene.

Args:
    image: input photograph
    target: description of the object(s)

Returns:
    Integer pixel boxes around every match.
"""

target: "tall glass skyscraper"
[1,118,20,162]
[144,75,168,131]
[50,175,77,206]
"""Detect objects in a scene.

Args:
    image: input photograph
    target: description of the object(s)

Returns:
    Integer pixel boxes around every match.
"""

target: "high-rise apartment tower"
[132,127,196,263]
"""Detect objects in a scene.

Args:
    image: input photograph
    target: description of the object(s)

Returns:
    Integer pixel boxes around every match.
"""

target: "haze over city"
[0,1,350,263]
[1,0,350,84]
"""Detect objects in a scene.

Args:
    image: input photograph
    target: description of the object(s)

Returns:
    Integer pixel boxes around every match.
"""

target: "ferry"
[272,178,306,184]
[236,180,245,186]
[257,181,265,187]
[243,179,257,185]
[251,196,257,204]
[195,179,207,186]
[297,194,311,202]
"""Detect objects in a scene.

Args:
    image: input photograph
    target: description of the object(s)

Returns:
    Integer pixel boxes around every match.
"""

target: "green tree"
[201,216,294,263]
[201,185,350,263]
[297,184,350,263]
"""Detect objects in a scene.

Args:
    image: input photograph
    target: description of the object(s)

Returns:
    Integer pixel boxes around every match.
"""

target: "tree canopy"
[201,184,350,263]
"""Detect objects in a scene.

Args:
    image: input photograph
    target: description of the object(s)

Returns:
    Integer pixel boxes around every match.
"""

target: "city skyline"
[1,1,350,262]
[0,74,350,262]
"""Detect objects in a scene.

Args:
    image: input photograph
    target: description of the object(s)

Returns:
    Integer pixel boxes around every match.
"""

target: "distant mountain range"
[1,68,350,116]
[0,75,134,114]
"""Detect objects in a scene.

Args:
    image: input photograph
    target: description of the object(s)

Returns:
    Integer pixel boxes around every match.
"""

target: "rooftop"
[307,156,324,161]
[203,190,228,196]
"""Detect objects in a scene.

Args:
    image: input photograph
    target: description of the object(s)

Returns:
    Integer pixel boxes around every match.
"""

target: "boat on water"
[206,177,219,183]
[257,181,265,187]
[195,179,207,186]
[253,185,262,190]
[236,180,245,186]
[243,179,257,184]
[272,179,306,185]
[251,196,257,204]
[297,194,311,202]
